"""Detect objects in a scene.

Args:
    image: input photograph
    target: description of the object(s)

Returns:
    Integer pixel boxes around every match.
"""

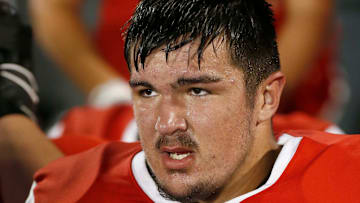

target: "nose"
[154,98,187,135]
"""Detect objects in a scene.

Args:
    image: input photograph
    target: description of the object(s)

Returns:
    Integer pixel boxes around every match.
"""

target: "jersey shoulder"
[33,142,144,203]
[247,131,360,202]
[285,129,360,147]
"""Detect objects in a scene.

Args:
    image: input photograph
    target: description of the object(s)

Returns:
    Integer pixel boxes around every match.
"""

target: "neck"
[203,125,280,203]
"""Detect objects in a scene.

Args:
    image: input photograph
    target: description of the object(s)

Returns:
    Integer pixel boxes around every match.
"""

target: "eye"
[139,89,158,97]
[189,88,209,96]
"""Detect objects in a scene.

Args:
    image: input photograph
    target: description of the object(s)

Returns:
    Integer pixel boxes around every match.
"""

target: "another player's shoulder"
[273,112,336,134]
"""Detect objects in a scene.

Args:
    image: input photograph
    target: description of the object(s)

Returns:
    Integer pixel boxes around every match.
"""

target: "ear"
[256,71,286,125]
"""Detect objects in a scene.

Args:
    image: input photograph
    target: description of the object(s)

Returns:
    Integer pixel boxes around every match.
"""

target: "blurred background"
[12,0,360,133]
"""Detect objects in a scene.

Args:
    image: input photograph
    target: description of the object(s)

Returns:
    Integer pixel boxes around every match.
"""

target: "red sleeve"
[53,105,134,155]
[273,112,332,136]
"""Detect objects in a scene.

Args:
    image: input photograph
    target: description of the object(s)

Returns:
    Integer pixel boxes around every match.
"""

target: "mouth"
[169,152,191,160]
[160,146,195,170]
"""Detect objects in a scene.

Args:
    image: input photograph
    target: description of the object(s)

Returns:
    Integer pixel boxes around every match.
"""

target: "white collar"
[132,133,302,202]
[132,151,179,202]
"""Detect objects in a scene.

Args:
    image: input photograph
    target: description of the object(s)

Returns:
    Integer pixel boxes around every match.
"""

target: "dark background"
[12,0,360,133]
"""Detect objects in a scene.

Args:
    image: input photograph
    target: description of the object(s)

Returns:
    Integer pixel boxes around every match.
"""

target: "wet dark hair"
[124,0,280,98]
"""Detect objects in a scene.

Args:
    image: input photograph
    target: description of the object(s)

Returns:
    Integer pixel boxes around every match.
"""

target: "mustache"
[155,132,199,150]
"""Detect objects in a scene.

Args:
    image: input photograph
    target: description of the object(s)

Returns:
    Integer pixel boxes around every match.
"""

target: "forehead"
[130,40,244,82]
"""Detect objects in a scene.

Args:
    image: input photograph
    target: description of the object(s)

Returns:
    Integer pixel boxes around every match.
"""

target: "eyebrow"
[129,80,154,89]
[129,75,222,89]
[173,76,222,87]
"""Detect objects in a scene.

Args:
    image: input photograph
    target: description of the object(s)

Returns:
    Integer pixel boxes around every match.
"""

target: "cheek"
[133,101,157,139]
[187,99,252,178]
[186,97,250,148]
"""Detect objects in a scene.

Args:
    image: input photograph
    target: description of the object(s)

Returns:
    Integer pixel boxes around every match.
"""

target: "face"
[130,41,256,201]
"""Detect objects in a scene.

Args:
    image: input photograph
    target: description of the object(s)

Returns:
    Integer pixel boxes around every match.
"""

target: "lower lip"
[161,152,194,170]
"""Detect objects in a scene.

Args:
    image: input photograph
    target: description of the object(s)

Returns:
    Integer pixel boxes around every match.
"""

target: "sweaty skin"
[130,40,284,202]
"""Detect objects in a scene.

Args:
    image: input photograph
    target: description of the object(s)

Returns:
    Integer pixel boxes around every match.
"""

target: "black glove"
[0,1,32,69]
[0,1,38,121]
[0,63,39,121]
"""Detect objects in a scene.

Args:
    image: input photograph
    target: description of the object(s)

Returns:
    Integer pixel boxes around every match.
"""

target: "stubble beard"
[146,161,222,203]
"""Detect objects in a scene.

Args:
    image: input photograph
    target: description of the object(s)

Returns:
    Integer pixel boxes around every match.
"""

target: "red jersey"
[48,105,137,155]
[27,131,360,202]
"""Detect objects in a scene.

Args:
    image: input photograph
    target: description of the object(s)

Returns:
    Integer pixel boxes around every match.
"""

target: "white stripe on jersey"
[25,182,37,203]
[325,125,345,134]
[121,119,138,143]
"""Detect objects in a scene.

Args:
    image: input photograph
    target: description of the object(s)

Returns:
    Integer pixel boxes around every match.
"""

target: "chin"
[156,174,221,202]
